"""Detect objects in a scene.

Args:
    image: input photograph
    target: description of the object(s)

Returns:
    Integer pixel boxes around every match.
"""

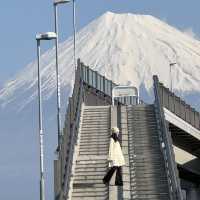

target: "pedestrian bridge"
[54,60,200,200]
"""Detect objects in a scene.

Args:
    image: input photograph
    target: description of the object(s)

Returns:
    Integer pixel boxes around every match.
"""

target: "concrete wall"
[83,85,112,106]
[181,179,200,200]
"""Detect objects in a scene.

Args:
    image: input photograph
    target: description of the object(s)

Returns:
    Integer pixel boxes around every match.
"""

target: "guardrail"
[154,75,183,200]
[78,59,138,105]
[59,64,84,199]
[157,79,200,130]
[63,85,83,199]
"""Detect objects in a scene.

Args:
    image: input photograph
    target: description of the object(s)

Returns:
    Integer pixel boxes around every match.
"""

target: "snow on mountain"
[1,11,200,109]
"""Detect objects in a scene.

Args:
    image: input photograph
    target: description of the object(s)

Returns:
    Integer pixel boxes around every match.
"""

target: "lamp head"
[170,62,177,66]
[36,32,57,40]
[54,0,71,5]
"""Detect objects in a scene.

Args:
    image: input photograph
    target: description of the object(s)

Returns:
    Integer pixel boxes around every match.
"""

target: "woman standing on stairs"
[103,127,125,186]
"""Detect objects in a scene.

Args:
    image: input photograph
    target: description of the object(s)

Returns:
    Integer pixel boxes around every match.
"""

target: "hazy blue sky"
[1,0,200,199]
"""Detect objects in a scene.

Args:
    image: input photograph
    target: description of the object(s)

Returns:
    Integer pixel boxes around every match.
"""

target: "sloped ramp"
[71,106,110,200]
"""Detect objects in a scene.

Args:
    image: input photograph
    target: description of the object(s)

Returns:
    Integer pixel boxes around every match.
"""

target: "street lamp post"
[53,0,71,152]
[36,32,57,200]
[169,62,176,92]
[73,0,76,70]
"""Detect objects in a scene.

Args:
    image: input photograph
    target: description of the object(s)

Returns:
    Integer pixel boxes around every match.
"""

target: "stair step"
[80,131,110,134]
[130,193,169,199]
[75,168,106,173]
[130,173,167,179]
[76,164,107,169]
[79,144,108,148]
[79,143,109,146]
[129,163,165,169]
[75,171,107,176]
[79,152,108,156]
[80,142,109,146]
[73,178,104,184]
[129,135,159,139]
[73,189,107,194]
[80,135,109,138]
[80,133,110,137]
[129,150,162,154]
[81,127,109,131]
[80,137,109,141]
[79,150,108,154]
[72,191,108,195]
[131,181,169,187]
[72,197,107,200]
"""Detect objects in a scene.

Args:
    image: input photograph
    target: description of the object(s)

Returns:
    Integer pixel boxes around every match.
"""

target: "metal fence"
[156,78,200,130]
[153,75,183,200]
[78,59,138,105]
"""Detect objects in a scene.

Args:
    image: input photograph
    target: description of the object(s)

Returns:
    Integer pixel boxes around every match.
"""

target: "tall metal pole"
[54,4,62,152]
[170,64,172,92]
[37,39,45,200]
[169,62,176,92]
[73,0,77,70]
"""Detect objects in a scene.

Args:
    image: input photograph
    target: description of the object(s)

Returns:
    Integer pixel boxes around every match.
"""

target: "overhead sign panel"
[112,86,139,105]
[113,86,138,97]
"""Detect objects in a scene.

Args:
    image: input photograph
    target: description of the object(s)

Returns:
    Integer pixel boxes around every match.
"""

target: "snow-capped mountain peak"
[1,11,200,108]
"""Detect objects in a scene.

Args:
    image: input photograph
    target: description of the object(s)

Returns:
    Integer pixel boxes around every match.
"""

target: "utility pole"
[53,0,71,152]
[73,0,77,70]
[36,32,57,200]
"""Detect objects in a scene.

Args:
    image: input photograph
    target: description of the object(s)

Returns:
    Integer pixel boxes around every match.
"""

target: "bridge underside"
[169,123,200,157]
[168,119,200,199]
[179,166,200,200]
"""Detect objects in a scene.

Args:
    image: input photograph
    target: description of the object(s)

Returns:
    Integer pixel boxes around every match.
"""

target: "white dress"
[108,137,125,167]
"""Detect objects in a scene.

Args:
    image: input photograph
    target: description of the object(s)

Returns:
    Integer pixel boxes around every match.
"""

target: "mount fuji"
[1,11,200,109]
[1,12,200,200]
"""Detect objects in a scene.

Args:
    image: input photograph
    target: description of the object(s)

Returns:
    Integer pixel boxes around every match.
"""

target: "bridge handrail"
[158,81,200,130]
[61,64,84,199]
[153,75,183,200]
[79,59,138,105]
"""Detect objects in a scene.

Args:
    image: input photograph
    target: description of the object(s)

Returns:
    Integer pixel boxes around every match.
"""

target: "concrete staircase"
[71,106,110,200]
[126,104,170,200]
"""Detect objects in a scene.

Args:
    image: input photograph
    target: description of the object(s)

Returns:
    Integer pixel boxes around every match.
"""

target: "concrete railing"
[58,64,84,199]
[154,75,183,200]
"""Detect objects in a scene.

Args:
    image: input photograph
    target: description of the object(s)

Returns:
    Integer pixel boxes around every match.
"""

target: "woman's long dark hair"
[111,132,119,142]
